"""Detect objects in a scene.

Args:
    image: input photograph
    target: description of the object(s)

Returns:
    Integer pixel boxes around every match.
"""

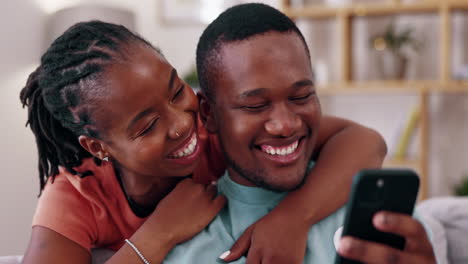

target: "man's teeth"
[262,141,299,156]
[171,134,197,158]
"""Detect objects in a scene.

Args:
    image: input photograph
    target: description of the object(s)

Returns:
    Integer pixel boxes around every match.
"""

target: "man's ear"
[198,93,218,133]
[78,135,109,160]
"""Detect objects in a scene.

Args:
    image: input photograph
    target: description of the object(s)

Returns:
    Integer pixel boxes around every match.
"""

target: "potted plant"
[454,175,468,196]
[183,66,200,91]
[371,23,421,80]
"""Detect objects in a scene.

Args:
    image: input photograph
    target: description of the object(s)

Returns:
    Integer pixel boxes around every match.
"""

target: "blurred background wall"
[1,0,467,255]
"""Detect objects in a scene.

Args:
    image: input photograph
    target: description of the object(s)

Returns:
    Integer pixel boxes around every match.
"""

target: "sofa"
[1,197,467,264]
[0,248,114,264]
[416,197,468,264]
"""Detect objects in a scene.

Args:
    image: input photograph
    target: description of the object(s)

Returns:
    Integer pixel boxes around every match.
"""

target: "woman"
[20,21,386,263]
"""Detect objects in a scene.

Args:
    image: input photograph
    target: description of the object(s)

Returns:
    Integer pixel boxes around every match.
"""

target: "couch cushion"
[417,197,468,264]
[0,256,22,264]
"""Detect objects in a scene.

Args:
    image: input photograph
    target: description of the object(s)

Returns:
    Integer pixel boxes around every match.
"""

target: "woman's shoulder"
[31,159,105,251]
[54,158,118,195]
[32,158,144,251]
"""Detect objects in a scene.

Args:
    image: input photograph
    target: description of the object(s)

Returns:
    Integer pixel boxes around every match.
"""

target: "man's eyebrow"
[127,108,154,132]
[168,68,177,91]
[237,80,314,99]
[292,79,314,89]
[237,88,268,99]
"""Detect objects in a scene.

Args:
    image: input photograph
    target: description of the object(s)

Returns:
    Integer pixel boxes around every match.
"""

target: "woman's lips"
[169,132,197,158]
[167,131,201,166]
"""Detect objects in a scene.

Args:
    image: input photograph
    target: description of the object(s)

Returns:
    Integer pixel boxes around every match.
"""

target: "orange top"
[32,124,225,252]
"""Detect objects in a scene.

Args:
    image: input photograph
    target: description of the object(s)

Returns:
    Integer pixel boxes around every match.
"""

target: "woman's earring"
[102,156,109,162]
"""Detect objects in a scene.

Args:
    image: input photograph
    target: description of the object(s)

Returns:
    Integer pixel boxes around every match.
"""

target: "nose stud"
[175,131,180,138]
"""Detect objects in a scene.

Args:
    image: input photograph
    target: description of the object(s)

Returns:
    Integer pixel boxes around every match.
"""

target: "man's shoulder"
[315,206,347,228]
[304,207,346,263]
[164,214,235,263]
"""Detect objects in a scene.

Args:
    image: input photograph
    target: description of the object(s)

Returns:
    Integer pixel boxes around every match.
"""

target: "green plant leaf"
[183,66,199,88]
[455,176,468,196]
[370,23,421,53]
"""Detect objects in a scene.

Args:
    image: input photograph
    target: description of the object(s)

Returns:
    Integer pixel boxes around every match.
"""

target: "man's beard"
[223,149,307,192]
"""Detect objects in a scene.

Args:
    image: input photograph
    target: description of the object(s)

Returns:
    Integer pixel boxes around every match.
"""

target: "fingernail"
[339,237,352,254]
[218,250,230,261]
[376,213,386,226]
[379,212,395,227]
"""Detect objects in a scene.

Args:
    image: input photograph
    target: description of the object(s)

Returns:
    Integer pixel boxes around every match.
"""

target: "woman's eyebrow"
[127,108,154,132]
[168,68,177,92]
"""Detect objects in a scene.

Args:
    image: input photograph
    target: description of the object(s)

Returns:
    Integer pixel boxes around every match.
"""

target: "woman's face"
[93,44,201,180]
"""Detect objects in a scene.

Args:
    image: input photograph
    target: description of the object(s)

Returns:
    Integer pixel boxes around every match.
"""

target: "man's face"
[208,31,321,191]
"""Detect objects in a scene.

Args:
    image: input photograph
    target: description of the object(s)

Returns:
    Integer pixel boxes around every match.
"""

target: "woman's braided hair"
[20,20,156,194]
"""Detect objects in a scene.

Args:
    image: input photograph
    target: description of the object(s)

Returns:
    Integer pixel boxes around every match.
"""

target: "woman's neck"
[114,165,185,209]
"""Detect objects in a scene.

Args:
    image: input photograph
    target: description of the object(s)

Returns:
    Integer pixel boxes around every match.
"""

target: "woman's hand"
[149,178,226,245]
[221,209,309,264]
[113,178,226,264]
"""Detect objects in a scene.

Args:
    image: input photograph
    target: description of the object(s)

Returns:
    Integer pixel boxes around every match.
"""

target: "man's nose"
[264,104,301,137]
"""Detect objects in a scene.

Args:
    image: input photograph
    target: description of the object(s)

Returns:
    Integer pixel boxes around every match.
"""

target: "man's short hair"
[196,3,310,99]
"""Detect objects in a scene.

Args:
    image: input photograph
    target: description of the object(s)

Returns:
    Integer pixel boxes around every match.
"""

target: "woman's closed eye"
[135,118,158,138]
[171,84,185,103]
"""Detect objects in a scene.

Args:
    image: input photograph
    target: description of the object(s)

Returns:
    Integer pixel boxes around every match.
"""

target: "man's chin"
[259,176,306,192]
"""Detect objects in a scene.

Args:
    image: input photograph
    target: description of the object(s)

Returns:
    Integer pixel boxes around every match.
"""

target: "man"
[164,3,436,263]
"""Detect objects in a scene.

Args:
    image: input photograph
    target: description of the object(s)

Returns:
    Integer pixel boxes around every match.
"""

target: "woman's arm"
[222,115,387,263]
[282,115,388,224]
[22,227,91,264]
[22,179,226,264]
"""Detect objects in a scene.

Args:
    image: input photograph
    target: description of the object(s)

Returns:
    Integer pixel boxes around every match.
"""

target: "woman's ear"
[78,135,109,160]
[198,93,218,133]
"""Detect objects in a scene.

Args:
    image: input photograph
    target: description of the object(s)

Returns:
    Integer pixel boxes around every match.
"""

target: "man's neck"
[226,167,256,187]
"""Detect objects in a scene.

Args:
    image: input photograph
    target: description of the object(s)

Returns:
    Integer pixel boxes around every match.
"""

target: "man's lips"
[260,140,299,156]
[255,137,305,165]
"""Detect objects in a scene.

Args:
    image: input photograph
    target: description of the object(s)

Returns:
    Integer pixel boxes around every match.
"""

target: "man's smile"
[254,137,306,165]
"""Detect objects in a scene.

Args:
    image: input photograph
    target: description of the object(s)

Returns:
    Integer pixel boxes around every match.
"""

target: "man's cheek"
[231,120,251,136]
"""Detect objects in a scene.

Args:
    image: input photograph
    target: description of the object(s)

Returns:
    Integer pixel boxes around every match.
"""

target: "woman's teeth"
[171,134,197,158]
[261,140,299,156]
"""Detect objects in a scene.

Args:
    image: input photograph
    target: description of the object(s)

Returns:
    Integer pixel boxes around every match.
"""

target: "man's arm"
[221,115,387,263]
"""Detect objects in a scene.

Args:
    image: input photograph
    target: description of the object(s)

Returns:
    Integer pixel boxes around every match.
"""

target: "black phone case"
[335,169,420,264]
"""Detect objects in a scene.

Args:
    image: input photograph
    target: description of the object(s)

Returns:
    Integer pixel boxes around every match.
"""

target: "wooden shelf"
[316,80,468,95]
[384,158,420,169]
[284,1,468,19]
[281,0,467,199]
[451,1,468,10]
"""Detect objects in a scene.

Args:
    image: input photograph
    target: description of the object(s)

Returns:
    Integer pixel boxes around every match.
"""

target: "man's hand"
[338,211,436,264]
[220,210,309,264]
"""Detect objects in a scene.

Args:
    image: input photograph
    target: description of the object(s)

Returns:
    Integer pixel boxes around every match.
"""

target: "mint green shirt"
[163,172,346,263]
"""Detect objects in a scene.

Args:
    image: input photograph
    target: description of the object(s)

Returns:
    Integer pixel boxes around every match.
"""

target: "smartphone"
[335,169,420,264]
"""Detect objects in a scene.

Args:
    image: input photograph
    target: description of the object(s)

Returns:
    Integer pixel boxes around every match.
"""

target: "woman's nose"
[168,112,192,140]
